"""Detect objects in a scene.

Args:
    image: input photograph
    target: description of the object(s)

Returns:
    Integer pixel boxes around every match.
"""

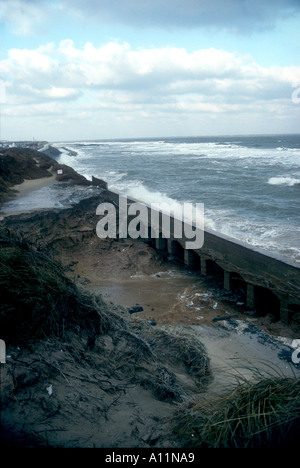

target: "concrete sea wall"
[106,189,300,324]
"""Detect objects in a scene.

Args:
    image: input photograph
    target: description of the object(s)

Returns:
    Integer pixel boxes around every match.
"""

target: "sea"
[3,134,300,263]
[51,134,300,263]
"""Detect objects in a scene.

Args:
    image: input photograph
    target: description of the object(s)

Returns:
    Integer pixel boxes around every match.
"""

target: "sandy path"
[10,174,57,199]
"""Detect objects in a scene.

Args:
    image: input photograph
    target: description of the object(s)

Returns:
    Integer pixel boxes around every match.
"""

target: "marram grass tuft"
[0,228,114,344]
[173,376,300,448]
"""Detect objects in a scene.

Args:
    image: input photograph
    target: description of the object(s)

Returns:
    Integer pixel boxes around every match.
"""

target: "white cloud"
[0,0,49,36]
[1,40,300,139]
[2,40,300,102]
[7,44,57,75]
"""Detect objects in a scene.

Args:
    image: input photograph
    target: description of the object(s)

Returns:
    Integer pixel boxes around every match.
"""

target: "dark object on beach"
[128,306,144,314]
[212,314,239,322]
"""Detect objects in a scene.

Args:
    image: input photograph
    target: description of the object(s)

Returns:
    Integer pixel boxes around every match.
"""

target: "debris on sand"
[0,228,211,448]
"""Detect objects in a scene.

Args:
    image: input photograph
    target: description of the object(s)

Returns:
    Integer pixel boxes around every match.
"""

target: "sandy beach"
[2,165,300,363]
[1,148,300,448]
[2,178,299,355]
[11,174,57,199]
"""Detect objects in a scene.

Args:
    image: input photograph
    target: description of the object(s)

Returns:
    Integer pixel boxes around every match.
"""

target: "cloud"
[1,0,300,36]
[0,0,49,36]
[1,40,299,139]
[2,40,299,104]
[60,0,300,32]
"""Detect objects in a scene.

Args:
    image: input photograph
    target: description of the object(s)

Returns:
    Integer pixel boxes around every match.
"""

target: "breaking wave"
[268,177,300,187]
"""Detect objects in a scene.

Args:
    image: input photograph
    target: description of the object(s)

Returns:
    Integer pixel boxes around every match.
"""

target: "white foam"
[114,182,214,229]
[103,170,128,184]
[1,186,65,212]
[268,177,300,187]
[51,139,300,262]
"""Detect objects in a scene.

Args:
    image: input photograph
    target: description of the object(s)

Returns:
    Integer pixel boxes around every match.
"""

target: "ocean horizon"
[51,133,300,263]
[3,133,300,263]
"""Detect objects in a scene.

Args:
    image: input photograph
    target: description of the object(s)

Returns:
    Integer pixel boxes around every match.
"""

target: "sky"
[0,0,300,142]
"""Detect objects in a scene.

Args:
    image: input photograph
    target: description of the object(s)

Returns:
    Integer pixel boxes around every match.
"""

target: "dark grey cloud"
[66,0,300,32]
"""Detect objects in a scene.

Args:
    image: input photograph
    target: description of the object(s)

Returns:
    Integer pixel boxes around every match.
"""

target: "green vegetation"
[173,375,300,447]
[1,225,299,447]
[0,227,112,344]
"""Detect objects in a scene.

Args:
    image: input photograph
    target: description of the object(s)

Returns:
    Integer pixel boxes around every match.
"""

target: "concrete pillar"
[223,271,231,291]
[184,250,195,267]
[155,237,167,251]
[246,283,255,310]
[167,239,174,255]
[200,257,207,276]
[184,250,190,266]
[184,250,201,270]
[280,299,290,324]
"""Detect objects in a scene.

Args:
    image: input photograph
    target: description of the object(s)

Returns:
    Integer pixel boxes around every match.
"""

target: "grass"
[0,227,115,344]
[1,226,299,447]
[173,375,300,448]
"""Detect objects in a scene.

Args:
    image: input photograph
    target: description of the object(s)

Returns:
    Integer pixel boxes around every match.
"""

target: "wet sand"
[90,274,242,325]
[11,175,57,199]
[88,272,300,387]
[0,175,57,219]
[56,233,300,386]
[2,151,299,448]
[89,273,205,322]
[2,179,300,382]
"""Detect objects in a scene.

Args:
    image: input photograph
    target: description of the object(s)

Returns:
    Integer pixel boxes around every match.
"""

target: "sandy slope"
[1,151,299,448]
